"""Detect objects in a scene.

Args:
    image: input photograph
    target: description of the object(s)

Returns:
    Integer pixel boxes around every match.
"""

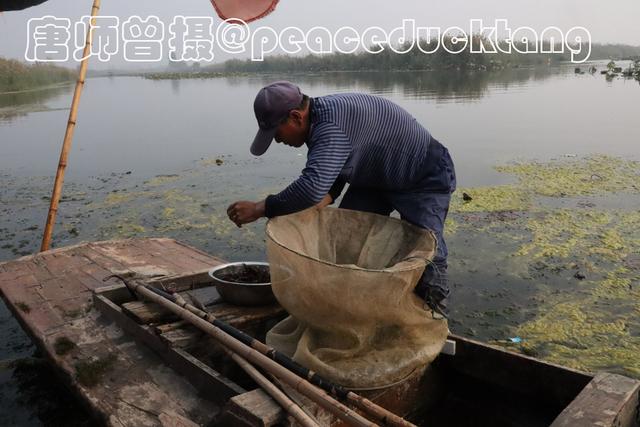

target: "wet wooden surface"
[0,238,226,427]
[92,278,287,405]
[551,372,640,427]
[3,238,640,427]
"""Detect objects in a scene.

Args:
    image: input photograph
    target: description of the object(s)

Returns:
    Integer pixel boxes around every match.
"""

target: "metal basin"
[208,262,275,306]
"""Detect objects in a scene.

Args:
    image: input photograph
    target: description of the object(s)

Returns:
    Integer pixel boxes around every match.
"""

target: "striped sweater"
[264,93,435,218]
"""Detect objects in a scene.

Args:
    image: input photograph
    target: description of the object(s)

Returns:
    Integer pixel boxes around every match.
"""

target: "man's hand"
[227,200,266,227]
[316,194,333,210]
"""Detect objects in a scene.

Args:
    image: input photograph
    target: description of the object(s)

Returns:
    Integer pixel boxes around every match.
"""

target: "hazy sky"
[1,0,639,69]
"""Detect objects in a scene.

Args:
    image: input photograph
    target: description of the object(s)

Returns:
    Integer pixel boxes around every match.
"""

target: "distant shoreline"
[0,81,74,96]
[138,61,606,81]
[0,58,76,93]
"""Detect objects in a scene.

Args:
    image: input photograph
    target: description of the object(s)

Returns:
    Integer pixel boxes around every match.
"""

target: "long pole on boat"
[109,275,417,427]
[221,347,320,427]
[165,290,417,427]
[112,278,377,427]
[40,0,101,252]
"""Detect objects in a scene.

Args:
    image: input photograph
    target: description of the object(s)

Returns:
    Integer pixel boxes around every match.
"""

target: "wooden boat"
[0,238,638,427]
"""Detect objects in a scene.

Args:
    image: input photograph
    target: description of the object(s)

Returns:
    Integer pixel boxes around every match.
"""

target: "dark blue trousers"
[338,139,456,303]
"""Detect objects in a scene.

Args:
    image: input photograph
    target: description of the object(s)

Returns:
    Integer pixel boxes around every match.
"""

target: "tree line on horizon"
[1,38,639,90]
[220,38,640,74]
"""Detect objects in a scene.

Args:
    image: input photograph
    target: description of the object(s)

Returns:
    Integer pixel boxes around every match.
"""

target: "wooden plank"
[170,347,246,401]
[91,237,185,276]
[93,292,246,401]
[73,268,109,291]
[185,286,222,307]
[0,259,34,275]
[93,283,136,306]
[78,262,115,283]
[154,321,189,334]
[148,268,217,292]
[442,334,593,408]
[82,244,129,271]
[225,365,444,427]
[1,274,44,305]
[0,239,235,426]
[160,327,204,349]
[159,326,229,361]
[158,411,201,427]
[26,259,56,283]
[132,239,222,274]
[36,276,90,302]
[89,242,177,277]
[170,240,226,264]
[0,264,34,282]
[551,373,640,427]
[128,239,212,274]
[122,300,176,324]
[40,251,93,276]
[223,388,285,427]
[155,252,211,273]
[96,283,287,403]
[157,307,286,357]
[121,292,285,329]
[209,303,286,327]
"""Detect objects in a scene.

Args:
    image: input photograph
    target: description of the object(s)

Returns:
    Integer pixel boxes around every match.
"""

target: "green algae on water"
[144,174,181,186]
[451,185,531,213]
[495,155,640,198]
[516,290,640,377]
[445,155,640,378]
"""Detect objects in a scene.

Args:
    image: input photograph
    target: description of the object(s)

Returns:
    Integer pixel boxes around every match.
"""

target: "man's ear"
[290,109,304,126]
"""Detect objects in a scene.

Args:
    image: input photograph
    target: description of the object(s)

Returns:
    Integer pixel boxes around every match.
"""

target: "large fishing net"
[265,207,449,389]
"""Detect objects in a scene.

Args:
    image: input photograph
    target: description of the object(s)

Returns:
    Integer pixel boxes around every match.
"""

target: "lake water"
[1,63,639,425]
[2,65,639,182]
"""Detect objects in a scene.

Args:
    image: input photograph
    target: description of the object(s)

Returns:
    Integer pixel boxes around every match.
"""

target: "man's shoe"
[425,294,448,319]
[423,285,449,319]
[414,268,450,319]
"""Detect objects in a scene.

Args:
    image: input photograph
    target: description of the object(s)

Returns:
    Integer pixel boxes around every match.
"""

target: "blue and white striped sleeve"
[264,122,351,218]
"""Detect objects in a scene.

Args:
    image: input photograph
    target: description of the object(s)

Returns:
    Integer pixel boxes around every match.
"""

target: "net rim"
[265,208,437,274]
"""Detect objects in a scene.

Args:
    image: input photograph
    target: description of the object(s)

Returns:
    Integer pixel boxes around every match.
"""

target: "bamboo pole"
[266,373,320,423]
[221,347,320,427]
[127,281,377,427]
[111,275,417,427]
[40,0,101,252]
[159,287,416,427]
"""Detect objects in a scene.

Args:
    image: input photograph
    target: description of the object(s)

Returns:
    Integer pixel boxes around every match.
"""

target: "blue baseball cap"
[251,81,303,156]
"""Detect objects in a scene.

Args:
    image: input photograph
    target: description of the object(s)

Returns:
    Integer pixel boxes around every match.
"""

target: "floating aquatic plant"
[446,155,640,377]
[495,155,640,198]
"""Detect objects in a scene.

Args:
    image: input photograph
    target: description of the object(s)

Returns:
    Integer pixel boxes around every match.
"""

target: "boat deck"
[1,238,639,427]
[0,238,224,426]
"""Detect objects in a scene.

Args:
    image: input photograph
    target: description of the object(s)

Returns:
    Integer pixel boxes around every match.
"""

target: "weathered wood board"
[2,238,640,427]
[0,238,227,426]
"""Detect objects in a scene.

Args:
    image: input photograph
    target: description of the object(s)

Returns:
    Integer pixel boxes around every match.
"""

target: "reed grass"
[0,58,75,93]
